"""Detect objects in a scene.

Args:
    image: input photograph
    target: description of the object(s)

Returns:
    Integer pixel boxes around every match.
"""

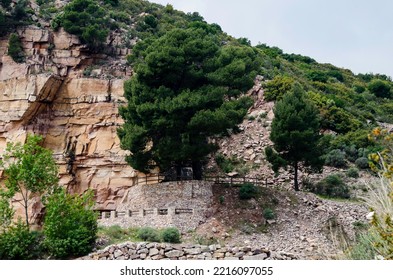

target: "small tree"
[266,85,323,191]
[43,189,97,259]
[0,135,58,227]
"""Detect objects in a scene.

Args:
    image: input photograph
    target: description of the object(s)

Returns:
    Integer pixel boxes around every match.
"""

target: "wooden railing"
[135,173,267,187]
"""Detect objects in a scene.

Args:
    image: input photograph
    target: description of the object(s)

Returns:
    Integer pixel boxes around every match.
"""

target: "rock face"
[0,25,136,221]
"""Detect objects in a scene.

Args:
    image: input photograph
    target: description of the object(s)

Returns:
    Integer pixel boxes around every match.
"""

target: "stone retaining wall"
[98,181,214,232]
[82,242,298,260]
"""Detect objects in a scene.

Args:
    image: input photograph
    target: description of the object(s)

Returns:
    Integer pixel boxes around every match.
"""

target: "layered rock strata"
[0,25,136,221]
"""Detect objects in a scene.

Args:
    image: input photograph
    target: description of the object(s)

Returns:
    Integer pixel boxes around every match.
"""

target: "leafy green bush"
[346,167,360,178]
[215,153,235,173]
[239,183,258,200]
[137,227,160,242]
[43,189,97,259]
[0,221,43,260]
[307,174,350,199]
[263,208,276,220]
[355,157,369,169]
[264,75,294,101]
[8,33,25,63]
[368,79,391,98]
[161,227,181,243]
[325,149,346,168]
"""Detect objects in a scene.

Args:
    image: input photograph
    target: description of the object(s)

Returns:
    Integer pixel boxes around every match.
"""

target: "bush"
[263,208,276,220]
[325,149,346,168]
[307,174,350,199]
[0,221,43,260]
[264,75,294,101]
[137,227,160,242]
[346,167,360,178]
[368,79,391,98]
[8,33,25,63]
[355,157,369,169]
[161,227,181,243]
[43,189,97,259]
[239,183,258,200]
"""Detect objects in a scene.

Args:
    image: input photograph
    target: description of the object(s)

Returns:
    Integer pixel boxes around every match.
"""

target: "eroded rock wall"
[0,25,136,221]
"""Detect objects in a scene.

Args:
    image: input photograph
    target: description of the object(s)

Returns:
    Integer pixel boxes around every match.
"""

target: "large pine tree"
[118,25,260,179]
[266,85,323,191]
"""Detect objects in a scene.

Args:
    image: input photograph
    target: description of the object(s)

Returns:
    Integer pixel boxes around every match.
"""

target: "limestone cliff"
[0,25,138,220]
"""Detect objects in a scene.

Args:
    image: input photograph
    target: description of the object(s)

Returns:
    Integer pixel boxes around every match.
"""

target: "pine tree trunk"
[192,160,202,180]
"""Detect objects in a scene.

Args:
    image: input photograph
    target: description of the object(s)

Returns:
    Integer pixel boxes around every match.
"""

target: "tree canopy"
[266,85,323,191]
[118,26,260,178]
[56,0,110,50]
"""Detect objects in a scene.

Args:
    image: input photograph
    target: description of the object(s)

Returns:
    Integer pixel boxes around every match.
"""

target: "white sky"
[151,0,393,78]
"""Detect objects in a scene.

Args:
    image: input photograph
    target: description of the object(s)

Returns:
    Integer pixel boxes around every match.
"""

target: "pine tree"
[266,85,323,191]
[118,25,260,178]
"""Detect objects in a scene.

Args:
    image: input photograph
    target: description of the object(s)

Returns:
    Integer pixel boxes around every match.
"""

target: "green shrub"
[368,79,391,98]
[8,33,25,63]
[355,157,369,169]
[43,189,97,259]
[137,227,160,242]
[219,196,225,204]
[0,221,43,260]
[215,153,235,173]
[263,208,276,220]
[347,232,378,260]
[239,183,258,200]
[346,167,359,178]
[264,75,294,101]
[307,174,350,199]
[161,227,181,243]
[325,149,346,168]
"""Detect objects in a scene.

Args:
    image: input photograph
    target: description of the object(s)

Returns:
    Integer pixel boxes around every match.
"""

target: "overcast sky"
[151,0,393,78]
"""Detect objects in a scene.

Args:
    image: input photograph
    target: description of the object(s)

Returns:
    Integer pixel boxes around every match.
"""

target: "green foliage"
[0,196,14,231]
[307,174,350,199]
[263,208,276,220]
[346,167,360,178]
[7,33,25,63]
[325,149,346,168]
[119,26,259,177]
[355,157,369,169]
[43,189,97,259]
[0,221,43,260]
[347,231,378,260]
[264,75,295,101]
[59,0,109,50]
[0,0,12,9]
[215,154,234,173]
[368,79,391,98]
[137,227,160,242]
[239,183,258,200]
[0,134,58,227]
[161,227,181,243]
[268,85,323,190]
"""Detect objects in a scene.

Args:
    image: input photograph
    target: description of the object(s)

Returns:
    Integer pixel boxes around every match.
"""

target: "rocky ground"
[183,184,369,260]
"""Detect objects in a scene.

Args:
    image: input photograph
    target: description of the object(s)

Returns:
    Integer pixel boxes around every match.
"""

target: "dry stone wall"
[82,242,297,260]
[99,181,214,232]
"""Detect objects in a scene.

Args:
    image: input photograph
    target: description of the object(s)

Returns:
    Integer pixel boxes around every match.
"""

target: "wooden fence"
[135,173,268,188]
